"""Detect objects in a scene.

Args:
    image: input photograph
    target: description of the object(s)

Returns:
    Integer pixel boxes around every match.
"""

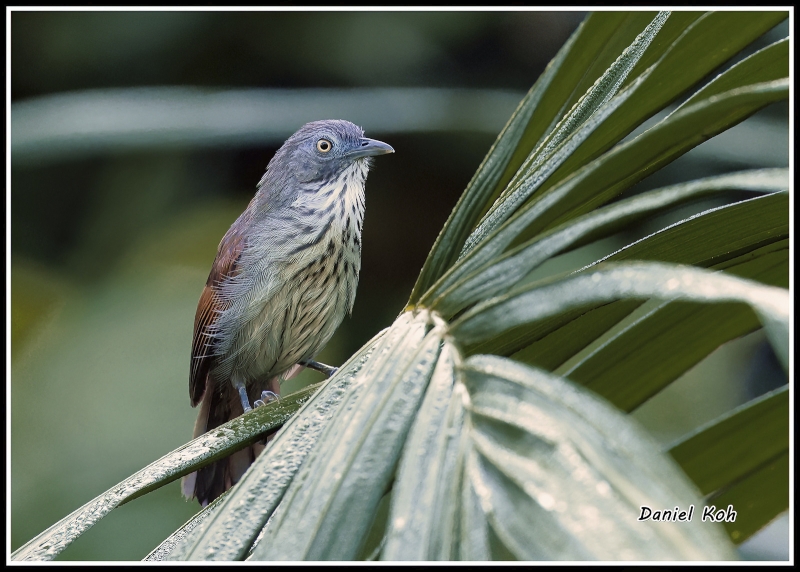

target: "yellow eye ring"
[317,139,332,153]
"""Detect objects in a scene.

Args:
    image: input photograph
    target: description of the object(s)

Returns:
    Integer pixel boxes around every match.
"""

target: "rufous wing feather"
[189,211,252,406]
[185,207,257,504]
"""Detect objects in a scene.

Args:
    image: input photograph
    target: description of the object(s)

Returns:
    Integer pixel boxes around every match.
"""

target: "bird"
[182,120,394,506]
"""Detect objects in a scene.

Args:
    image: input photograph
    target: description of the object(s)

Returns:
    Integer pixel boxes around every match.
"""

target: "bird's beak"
[347,137,395,159]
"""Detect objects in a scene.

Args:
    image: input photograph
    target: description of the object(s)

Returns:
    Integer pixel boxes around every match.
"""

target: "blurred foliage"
[11,11,585,97]
[10,9,789,561]
[10,260,70,360]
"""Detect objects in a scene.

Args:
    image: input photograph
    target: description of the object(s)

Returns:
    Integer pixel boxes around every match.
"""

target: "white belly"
[210,159,367,386]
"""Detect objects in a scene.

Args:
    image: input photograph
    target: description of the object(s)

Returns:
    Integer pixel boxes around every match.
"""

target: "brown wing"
[189,214,252,406]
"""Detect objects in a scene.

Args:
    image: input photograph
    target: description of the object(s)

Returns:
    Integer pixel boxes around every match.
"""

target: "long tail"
[182,374,280,507]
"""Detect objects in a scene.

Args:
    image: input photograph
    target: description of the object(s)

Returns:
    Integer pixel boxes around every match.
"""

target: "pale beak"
[347,137,395,159]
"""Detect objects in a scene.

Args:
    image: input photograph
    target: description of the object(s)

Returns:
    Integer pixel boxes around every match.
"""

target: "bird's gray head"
[263,120,394,190]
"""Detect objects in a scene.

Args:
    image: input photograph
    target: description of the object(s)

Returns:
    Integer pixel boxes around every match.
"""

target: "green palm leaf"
[425,171,787,315]
[410,10,668,302]
[512,212,787,377]
[670,386,788,496]
[669,386,789,543]
[457,355,737,560]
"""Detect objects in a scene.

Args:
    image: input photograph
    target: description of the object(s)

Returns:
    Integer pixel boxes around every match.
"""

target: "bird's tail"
[182,375,280,507]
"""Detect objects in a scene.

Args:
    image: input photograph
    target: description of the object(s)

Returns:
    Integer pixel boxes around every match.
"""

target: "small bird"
[182,120,394,506]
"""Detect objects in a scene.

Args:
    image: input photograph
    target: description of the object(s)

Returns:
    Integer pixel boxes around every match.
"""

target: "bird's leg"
[232,376,252,413]
[300,359,339,378]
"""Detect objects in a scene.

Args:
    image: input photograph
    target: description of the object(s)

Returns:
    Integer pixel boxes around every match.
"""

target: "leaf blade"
[451,262,789,372]
[407,13,594,303]
[251,312,443,561]
[462,355,738,560]
[382,342,464,561]
[10,381,322,562]
[707,452,789,544]
[144,490,232,561]
[668,386,789,497]
[509,205,788,378]
[536,13,789,202]
[492,78,788,251]
[410,11,676,302]
[429,170,787,316]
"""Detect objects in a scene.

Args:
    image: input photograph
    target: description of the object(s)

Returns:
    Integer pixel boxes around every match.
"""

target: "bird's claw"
[255,390,281,408]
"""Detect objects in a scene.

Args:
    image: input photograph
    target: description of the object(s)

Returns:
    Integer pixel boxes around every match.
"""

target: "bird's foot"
[300,359,339,378]
[254,390,281,408]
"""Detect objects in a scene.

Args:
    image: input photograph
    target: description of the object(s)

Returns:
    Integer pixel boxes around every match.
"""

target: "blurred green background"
[10,10,788,560]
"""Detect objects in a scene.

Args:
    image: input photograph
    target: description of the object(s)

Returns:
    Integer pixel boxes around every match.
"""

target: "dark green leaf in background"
[709,452,788,544]
[453,262,789,371]
[669,386,788,497]
[510,193,788,379]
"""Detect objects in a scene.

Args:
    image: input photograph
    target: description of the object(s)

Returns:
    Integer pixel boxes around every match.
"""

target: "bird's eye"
[317,139,332,153]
